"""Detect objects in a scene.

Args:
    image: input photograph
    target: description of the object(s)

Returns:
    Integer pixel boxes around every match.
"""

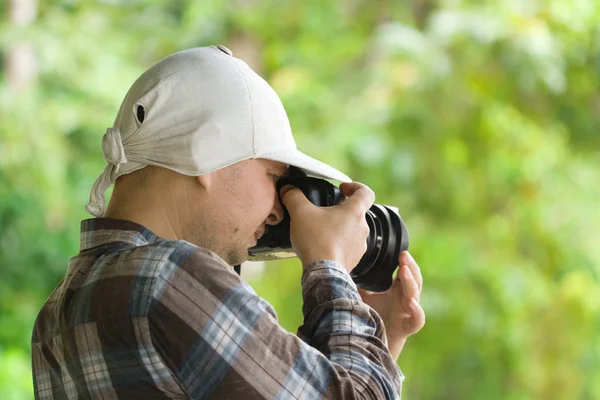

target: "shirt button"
[216,45,233,56]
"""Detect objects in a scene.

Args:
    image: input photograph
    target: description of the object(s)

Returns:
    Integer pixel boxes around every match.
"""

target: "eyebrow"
[268,168,290,179]
[269,172,289,181]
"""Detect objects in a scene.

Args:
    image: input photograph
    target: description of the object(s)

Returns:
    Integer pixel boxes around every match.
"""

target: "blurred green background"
[1,0,599,399]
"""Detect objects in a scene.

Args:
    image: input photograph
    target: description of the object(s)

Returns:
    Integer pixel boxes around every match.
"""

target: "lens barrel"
[350,204,409,292]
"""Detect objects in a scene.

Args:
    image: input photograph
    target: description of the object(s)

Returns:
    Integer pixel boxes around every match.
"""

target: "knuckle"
[362,224,370,238]
[362,186,375,202]
[366,186,375,199]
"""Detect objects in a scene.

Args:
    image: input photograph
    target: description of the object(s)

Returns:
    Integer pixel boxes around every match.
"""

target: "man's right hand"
[279,181,375,273]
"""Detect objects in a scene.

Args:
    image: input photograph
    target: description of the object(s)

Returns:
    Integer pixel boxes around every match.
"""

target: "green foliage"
[1,1,599,399]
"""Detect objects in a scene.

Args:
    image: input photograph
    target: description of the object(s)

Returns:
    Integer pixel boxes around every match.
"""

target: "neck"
[104,187,183,241]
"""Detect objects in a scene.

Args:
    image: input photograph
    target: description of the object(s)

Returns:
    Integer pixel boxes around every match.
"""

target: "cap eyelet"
[135,104,145,124]
[216,44,233,56]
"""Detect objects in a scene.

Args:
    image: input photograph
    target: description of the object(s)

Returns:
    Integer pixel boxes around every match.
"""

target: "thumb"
[280,185,311,212]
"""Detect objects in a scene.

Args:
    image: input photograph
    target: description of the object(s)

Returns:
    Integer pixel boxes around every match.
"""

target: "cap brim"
[258,149,351,182]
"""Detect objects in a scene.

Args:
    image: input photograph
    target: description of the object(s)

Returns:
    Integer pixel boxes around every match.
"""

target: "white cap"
[86,45,351,217]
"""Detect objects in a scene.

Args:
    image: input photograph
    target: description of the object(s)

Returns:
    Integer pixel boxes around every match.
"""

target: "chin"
[226,248,248,266]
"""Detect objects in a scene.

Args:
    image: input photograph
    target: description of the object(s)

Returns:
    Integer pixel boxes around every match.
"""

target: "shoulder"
[144,240,276,331]
[105,238,229,279]
[117,238,239,297]
[144,239,235,285]
[69,239,238,321]
[126,239,258,309]
[145,239,255,302]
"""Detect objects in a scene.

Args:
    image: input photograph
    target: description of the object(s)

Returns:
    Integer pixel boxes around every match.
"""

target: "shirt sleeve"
[147,247,403,399]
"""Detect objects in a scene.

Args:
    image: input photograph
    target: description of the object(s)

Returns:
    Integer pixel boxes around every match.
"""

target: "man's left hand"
[357,251,425,360]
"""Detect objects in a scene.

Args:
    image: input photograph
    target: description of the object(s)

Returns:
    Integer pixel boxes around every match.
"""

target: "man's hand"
[357,251,425,360]
[280,182,375,273]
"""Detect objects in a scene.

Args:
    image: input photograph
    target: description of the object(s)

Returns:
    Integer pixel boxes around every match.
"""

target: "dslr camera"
[246,166,409,292]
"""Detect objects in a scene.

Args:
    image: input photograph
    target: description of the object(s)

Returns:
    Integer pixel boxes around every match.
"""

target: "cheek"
[246,183,276,221]
[225,187,262,234]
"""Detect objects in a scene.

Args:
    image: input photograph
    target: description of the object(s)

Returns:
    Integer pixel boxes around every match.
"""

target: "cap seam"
[225,57,256,155]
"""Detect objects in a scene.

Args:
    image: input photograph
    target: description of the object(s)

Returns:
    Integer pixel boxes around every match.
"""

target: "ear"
[195,173,213,190]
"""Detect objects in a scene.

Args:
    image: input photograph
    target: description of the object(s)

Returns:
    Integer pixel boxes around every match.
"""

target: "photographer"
[31,46,424,399]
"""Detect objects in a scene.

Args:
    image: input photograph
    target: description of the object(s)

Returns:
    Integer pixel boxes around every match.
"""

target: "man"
[32,45,425,399]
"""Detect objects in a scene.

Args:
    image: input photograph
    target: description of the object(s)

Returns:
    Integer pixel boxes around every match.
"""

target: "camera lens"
[351,205,409,292]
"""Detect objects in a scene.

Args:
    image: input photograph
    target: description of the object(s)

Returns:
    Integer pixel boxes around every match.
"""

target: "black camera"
[246,166,409,292]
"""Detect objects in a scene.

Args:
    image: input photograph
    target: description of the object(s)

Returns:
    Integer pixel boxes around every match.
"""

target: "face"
[185,159,288,266]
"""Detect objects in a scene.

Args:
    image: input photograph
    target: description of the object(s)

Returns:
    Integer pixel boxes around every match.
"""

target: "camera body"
[247,167,410,292]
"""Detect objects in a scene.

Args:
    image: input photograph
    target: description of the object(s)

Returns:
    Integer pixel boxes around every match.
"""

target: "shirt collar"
[79,218,160,251]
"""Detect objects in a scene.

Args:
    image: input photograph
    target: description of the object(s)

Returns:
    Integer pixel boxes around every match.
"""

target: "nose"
[266,191,284,226]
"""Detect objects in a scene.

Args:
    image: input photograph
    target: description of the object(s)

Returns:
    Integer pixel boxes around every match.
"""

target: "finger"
[401,265,420,302]
[339,181,368,197]
[280,186,312,212]
[392,266,404,289]
[339,182,375,215]
[407,298,426,333]
[400,251,422,292]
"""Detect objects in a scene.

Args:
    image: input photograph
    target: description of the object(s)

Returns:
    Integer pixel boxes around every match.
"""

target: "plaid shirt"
[32,218,403,399]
